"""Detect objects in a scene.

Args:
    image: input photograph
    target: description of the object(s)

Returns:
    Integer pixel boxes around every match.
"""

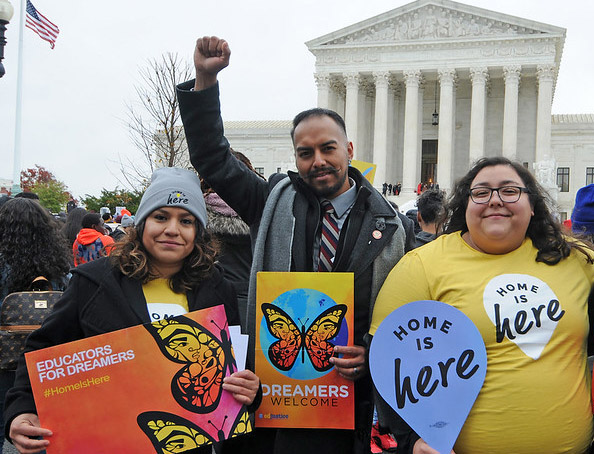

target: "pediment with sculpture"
[319,3,555,46]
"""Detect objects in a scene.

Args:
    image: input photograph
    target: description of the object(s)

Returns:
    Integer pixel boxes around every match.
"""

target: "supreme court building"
[209,0,594,219]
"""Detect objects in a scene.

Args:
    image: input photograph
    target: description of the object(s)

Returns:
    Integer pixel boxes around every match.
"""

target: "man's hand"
[222,369,260,405]
[9,413,52,454]
[193,36,231,91]
[330,345,366,381]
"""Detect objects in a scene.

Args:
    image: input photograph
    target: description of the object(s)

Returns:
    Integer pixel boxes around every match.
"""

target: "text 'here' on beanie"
[134,167,207,228]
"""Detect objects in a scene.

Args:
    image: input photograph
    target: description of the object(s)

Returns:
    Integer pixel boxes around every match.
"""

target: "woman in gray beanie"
[5,167,260,454]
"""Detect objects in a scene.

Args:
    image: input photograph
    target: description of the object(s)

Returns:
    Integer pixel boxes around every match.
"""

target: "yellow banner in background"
[350,159,377,184]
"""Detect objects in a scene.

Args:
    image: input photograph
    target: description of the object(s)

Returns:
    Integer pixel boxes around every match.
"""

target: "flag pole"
[10,0,24,195]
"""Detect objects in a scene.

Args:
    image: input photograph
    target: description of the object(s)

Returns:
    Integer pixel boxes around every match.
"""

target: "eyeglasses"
[469,186,529,204]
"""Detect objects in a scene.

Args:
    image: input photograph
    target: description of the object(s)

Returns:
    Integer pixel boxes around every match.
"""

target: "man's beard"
[305,167,347,198]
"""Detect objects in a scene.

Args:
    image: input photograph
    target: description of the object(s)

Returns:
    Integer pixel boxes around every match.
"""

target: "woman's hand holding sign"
[414,438,456,454]
[331,345,366,380]
[9,413,52,454]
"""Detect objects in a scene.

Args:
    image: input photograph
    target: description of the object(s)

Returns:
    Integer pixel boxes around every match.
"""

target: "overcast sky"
[1,0,593,199]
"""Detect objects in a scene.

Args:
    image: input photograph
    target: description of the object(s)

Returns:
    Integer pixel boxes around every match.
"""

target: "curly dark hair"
[109,220,219,293]
[0,198,71,294]
[445,156,593,265]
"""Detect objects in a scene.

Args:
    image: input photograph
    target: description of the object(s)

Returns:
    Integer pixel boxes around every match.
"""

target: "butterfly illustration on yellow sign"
[350,159,377,184]
[255,272,355,429]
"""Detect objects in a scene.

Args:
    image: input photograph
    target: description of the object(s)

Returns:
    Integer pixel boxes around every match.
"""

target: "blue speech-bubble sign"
[370,300,487,454]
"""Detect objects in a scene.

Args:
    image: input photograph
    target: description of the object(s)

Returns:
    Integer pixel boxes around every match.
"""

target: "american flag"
[25,0,59,49]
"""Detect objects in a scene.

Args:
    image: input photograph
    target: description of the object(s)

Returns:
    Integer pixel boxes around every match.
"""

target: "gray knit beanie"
[135,167,207,228]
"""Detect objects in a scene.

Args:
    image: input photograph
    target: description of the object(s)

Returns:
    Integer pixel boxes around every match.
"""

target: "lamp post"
[0,0,14,78]
[432,80,439,126]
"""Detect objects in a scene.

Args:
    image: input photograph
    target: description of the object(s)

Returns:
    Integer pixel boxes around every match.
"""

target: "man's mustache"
[306,167,338,179]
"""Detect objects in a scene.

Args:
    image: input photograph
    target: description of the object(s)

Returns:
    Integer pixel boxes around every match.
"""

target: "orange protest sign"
[25,305,251,453]
[255,272,354,429]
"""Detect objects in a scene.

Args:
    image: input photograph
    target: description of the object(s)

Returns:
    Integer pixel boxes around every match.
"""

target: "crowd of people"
[0,33,594,454]
[382,182,402,196]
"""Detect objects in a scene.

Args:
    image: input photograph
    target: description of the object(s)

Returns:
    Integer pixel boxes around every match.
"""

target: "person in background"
[14,192,39,201]
[562,218,572,232]
[572,184,594,242]
[61,207,87,250]
[370,157,594,454]
[102,212,114,234]
[4,167,260,454]
[405,209,422,235]
[66,196,77,213]
[202,150,263,329]
[0,198,71,452]
[110,214,134,242]
[414,189,446,248]
[72,213,115,266]
[120,208,132,218]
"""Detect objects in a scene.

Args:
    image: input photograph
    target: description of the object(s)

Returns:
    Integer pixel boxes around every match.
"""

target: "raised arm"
[177,36,270,226]
[193,36,231,91]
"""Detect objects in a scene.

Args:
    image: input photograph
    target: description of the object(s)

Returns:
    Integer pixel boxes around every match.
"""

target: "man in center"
[177,36,406,454]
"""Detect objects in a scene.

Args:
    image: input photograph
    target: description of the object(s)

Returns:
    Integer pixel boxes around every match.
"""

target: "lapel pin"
[372,230,382,240]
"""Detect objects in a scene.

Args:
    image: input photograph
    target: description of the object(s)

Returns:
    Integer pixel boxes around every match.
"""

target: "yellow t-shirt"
[142,278,189,322]
[370,233,594,454]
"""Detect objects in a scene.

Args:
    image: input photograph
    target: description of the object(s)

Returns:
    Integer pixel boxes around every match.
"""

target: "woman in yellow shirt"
[370,157,594,454]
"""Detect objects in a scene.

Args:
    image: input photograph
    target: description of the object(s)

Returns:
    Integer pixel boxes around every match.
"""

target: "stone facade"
[176,0,593,218]
[551,115,594,219]
[307,0,564,197]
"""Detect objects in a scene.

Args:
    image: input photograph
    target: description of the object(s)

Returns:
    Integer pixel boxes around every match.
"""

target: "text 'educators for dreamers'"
[25,304,251,454]
[255,272,355,429]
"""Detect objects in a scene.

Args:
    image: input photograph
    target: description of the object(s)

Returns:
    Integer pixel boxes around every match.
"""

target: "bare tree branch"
[114,53,193,189]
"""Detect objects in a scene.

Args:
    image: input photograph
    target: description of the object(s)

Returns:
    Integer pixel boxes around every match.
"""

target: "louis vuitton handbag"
[0,277,63,370]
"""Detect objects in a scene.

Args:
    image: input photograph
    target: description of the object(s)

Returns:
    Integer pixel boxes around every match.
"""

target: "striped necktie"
[319,200,339,272]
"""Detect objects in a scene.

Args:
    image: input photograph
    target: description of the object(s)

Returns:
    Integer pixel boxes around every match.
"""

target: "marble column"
[535,64,555,162]
[502,65,521,160]
[344,72,360,152]
[373,71,390,187]
[387,80,401,187]
[402,70,422,194]
[469,67,489,165]
[314,73,331,109]
[330,79,345,118]
[437,68,456,192]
